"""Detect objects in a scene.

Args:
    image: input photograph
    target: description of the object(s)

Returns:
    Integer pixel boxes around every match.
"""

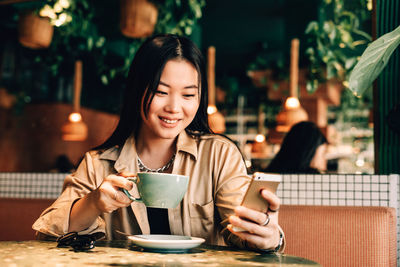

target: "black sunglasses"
[56,232,97,251]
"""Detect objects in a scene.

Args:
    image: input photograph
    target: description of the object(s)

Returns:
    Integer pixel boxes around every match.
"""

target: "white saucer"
[127,234,205,253]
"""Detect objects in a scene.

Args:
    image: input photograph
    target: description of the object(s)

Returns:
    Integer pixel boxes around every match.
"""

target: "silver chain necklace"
[137,153,176,173]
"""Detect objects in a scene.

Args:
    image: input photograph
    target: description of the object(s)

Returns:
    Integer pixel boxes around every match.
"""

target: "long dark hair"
[265,121,327,173]
[96,34,212,150]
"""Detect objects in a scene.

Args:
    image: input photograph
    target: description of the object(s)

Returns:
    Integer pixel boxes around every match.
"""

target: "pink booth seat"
[0,198,54,241]
[0,198,397,267]
[279,205,397,267]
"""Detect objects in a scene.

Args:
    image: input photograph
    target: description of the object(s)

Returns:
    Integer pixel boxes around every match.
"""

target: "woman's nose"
[164,95,180,113]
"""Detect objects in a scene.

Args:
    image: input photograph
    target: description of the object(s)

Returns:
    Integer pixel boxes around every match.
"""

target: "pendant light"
[251,106,270,157]
[207,46,225,133]
[276,38,308,132]
[61,60,88,141]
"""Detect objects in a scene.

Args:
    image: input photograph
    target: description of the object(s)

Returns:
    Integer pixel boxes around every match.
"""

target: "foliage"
[38,0,72,26]
[31,0,205,85]
[245,42,288,84]
[153,0,205,36]
[5,0,205,112]
[304,0,372,93]
[34,0,106,77]
[348,25,400,96]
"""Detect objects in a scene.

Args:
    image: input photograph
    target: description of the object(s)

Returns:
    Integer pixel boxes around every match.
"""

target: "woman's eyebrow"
[158,81,170,87]
[159,80,198,89]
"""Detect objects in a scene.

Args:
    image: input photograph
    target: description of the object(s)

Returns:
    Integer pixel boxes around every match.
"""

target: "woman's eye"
[155,90,167,95]
[183,94,196,98]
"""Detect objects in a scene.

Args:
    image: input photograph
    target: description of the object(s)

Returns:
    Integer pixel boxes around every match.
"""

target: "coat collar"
[176,130,198,160]
[98,130,198,173]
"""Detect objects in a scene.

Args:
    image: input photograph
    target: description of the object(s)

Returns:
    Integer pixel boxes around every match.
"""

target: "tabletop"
[0,240,321,266]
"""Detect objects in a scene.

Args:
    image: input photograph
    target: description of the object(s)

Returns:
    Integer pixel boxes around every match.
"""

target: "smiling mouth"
[160,117,179,124]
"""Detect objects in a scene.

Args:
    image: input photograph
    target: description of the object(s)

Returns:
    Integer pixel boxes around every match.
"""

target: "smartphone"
[240,172,282,213]
[231,172,282,232]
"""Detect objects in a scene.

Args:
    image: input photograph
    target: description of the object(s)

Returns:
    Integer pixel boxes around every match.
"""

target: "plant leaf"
[348,26,400,96]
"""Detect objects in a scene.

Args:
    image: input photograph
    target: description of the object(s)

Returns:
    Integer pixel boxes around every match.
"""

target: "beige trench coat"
[33,131,254,247]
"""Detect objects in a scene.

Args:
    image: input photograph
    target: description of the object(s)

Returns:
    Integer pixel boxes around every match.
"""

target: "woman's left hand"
[228,189,281,251]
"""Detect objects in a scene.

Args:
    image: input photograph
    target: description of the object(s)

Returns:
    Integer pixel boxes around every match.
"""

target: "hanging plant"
[153,0,205,36]
[18,11,54,49]
[31,0,205,85]
[17,0,72,49]
[304,0,372,93]
[4,0,205,113]
[39,0,73,26]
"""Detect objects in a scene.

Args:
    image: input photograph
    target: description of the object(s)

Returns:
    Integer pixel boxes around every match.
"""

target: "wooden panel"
[301,98,327,128]
[0,103,119,172]
[0,198,54,241]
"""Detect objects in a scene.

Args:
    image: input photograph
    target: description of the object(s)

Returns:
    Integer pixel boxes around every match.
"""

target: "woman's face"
[310,143,327,172]
[140,59,200,140]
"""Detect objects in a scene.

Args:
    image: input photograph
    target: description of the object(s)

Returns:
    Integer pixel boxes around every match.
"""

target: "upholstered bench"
[279,205,397,267]
[0,198,54,241]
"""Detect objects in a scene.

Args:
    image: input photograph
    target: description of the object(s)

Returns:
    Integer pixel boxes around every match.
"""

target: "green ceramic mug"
[122,172,189,209]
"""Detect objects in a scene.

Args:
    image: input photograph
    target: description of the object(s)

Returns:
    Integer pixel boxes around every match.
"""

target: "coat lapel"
[103,136,150,234]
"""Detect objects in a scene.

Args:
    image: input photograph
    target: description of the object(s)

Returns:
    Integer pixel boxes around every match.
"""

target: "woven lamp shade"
[120,0,158,38]
[276,105,308,132]
[18,12,53,49]
[276,38,308,132]
[61,120,88,141]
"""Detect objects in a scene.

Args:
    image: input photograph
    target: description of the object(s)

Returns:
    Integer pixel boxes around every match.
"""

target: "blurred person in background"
[265,121,328,174]
[49,154,76,173]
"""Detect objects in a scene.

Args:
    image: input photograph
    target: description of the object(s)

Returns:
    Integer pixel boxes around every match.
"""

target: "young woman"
[265,121,328,174]
[33,34,283,252]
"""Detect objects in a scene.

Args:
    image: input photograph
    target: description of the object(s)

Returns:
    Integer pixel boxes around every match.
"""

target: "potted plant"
[17,0,72,49]
[18,11,54,49]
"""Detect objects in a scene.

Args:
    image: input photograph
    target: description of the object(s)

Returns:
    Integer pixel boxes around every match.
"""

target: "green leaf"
[101,75,108,85]
[348,26,400,96]
[339,28,352,43]
[306,80,319,93]
[323,21,334,34]
[185,26,192,35]
[305,21,318,34]
[344,57,357,70]
[305,47,315,56]
[352,29,372,41]
[87,37,93,50]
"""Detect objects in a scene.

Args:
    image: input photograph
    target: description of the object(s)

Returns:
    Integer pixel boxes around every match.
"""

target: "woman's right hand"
[92,173,135,213]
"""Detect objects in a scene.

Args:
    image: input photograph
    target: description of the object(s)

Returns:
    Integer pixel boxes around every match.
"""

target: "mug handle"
[122,176,143,202]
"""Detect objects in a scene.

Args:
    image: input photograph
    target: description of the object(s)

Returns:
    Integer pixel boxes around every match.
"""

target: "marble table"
[0,240,321,266]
